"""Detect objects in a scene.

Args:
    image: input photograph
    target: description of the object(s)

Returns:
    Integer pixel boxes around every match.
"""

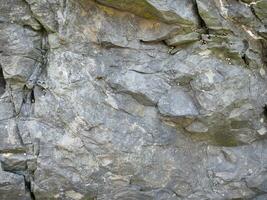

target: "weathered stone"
[252,0,267,23]
[24,0,60,32]
[158,87,199,117]
[96,0,199,26]
[108,70,170,105]
[165,32,200,46]
[0,153,36,172]
[0,0,267,199]
[196,0,231,32]
[0,169,30,200]
[0,120,25,153]
[0,0,40,30]
[185,121,209,133]
[0,102,14,120]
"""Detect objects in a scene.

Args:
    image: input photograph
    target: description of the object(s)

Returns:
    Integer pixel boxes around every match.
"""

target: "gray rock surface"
[158,87,199,117]
[0,0,266,199]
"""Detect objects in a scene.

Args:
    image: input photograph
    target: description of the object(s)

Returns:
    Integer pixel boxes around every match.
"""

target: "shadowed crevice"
[0,65,6,96]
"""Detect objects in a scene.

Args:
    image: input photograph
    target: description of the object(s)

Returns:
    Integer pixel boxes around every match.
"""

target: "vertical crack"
[263,105,267,119]
[0,1,49,200]
[21,30,48,117]
[24,174,36,200]
[261,40,267,67]
[250,5,263,23]
[241,39,249,66]
[30,89,35,104]
[193,0,209,34]
[0,65,6,96]
[4,10,49,200]
[17,28,48,200]
[0,168,36,200]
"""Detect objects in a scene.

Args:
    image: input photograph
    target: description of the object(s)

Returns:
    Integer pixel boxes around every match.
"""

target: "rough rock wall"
[0,0,267,199]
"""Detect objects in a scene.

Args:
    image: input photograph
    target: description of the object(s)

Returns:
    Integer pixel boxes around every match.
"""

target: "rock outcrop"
[0,0,266,199]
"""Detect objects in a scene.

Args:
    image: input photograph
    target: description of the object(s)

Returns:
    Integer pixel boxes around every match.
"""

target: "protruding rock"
[158,87,199,117]
[257,127,267,136]
[96,0,199,26]
[108,70,170,105]
[165,32,200,46]
[0,153,37,172]
[0,120,25,153]
[185,121,208,133]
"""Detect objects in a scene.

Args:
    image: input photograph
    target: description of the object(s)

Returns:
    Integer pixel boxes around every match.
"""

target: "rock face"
[0,0,266,199]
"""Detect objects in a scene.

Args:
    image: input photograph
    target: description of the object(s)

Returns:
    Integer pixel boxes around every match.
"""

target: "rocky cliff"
[0,0,267,199]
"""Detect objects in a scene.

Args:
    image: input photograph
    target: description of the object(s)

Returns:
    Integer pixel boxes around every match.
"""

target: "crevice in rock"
[193,0,209,34]
[0,65,6,96]
[9,32,48,198]
[1,167,36,200]
[22,0,49,32]
[128,69,157,75]
[24,174,36,200]
[20,29,48,117]
[241,40,249,66]
[261,40,267,67]
[140,39,169,46]
[14,122,25,147]
[250,5,263,23]
[241,54,249,66]
[163,188,182,198]
[30,89,35,103]
[2,8,50,200]
[263,105,267,119]
[162,41,178,55]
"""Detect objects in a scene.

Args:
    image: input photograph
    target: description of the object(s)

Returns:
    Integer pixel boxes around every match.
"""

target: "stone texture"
[158,87,199,117]
[96,0,199,26]
[0,0,267,199]
[0,168,30,200]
